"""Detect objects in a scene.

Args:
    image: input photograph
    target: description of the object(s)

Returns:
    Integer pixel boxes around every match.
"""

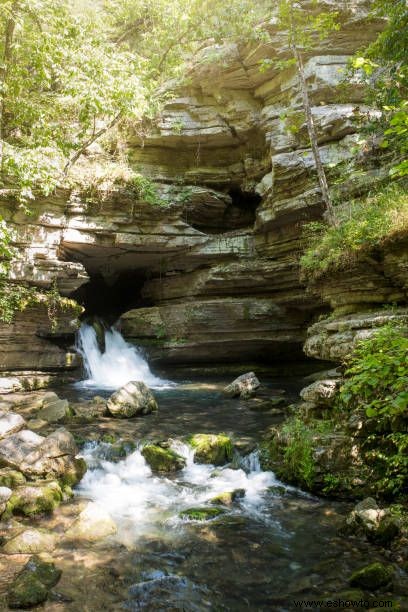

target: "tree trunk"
[0,4,18,180]
[288,1,337,226]
[63,111,123,176]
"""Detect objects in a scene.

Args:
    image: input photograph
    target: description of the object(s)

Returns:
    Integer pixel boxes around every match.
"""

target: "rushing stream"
[40,325,397,610]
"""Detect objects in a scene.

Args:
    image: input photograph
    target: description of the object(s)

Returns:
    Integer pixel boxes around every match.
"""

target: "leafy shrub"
[339,325,408,495]
[339,325,408,420]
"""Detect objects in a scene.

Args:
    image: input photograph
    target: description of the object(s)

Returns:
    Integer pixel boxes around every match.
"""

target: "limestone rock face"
[304,308,408,362]
[0,1,398,374]
[106,381,158,418]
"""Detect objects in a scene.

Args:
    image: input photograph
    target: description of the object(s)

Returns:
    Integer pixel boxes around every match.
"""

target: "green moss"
[188,433,233,466]
[7,556,61,609]
[209,489,245,506]
[58,457,87,487]
[6,482,63,517]
[349,562,394,590]
[7,572,48,609]
[141,444,186,473]
[179,506,226,521]
[0,468,26,488]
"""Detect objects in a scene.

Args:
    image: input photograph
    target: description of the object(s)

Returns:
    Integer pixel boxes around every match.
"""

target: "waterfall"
[76,323,168,389]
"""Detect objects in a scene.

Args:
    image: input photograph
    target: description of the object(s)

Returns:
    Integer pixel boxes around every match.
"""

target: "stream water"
[41,326,396,611]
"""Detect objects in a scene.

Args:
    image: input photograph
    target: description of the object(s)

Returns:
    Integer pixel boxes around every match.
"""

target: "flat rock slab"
[65,502,117,542]
[3,528,58,554]
[0,430,44,470]
[0,412,25,439]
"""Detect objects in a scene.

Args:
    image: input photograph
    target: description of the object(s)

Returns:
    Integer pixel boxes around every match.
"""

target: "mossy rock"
[7,555,61,609]
[0,468,26,488]
[142,445,186,473]
[188,434,233,466]
[2,527,57,554]
[58,457,87,488]
[6,481,63,517]
[210,489,245,506]
[349,562,394,590]
[8,571,48,609]
[179,507,226,521]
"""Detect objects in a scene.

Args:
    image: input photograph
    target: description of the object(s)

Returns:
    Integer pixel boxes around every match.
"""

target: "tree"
[352,0,408,177]
[0,0,148,201]
[275,0,340,226]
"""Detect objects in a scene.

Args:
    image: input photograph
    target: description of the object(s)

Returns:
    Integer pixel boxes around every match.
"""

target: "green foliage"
[349,0,408,177]
[339,325,408,420]
[127,174,162,206]
[300,182,408,279]
[0,281,81,325]
[339,325,408,495]
[280,417,316,488]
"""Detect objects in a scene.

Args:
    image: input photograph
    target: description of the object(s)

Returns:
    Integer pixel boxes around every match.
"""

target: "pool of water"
[40,376,397,611]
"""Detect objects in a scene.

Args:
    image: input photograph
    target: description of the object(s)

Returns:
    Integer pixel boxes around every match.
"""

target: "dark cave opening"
[71,270,151,325]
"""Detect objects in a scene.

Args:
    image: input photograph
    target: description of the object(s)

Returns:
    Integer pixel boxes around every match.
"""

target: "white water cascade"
[76,323,169,389]
[78,442,281,544]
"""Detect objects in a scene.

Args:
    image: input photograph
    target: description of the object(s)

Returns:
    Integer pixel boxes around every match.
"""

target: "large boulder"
[349,562,394,590]
[224,372,260,399]
[0,411,26,439]
[300,379,341,407]
[188,433,233,465]
[141,444,186,473]
[0,429,44,470]
[7,556,61,609]
[106,381,158,418]
[20,428,86,485]
[65,502,117,542]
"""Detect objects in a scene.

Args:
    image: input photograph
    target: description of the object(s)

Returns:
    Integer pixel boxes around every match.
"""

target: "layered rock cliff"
[0,0,406,379]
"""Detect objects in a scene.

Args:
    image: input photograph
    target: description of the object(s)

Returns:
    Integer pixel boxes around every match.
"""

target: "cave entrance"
[71,270,150,325]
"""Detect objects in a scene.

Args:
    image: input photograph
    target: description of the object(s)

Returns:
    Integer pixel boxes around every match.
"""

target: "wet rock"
[141,444,186,473]
[344,498,400,545]
[7,481,63,516]
[37,398,71,423]
[300,379,340,407]
[179,507,226,521]
[0,429,44,470]
[3,527,57,554]
[0,411,26,438]
[188,433,233,466]
[7,556,61,609]
[65,502,117,542]
[209,489,245,506]
[249,397,286,412]
[126,575,207,610]
[71,398,107,421]
[224,372,260,398]
[349,562,394,590]
[107,381,158,418]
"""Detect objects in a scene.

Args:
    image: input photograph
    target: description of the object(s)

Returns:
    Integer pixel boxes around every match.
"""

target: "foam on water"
[77,441,286,543]
[76,323,171,389]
